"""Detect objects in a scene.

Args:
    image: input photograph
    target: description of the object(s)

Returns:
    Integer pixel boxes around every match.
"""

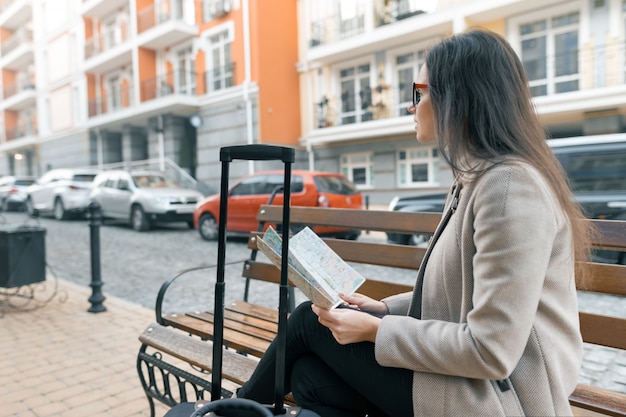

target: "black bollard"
[88,202,106,313]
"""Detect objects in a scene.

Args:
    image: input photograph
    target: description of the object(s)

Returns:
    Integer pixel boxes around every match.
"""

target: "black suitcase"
[164,145,319,417]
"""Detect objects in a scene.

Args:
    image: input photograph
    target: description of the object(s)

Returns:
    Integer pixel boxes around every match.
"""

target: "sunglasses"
[412,83,429,107]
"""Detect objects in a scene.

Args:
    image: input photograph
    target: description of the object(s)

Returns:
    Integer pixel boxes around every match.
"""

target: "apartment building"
[296,0,626,205]
[2,0,626,205]
[0,0,300,190]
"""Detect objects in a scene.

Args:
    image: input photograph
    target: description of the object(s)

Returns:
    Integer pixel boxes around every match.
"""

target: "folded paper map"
[256,226,366,309]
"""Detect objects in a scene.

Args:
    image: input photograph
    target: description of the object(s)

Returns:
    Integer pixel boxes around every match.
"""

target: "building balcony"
[5,123,37,141]
[0,28,33,70]
[374,0,425,27]
[0,0,32,30]
[306,41,626,146]
[81,0,127,19]
[136,0,197,50]
[88,83,135,119]
[1,79,35,110]
[83,35,132,73]
[86,76,200,130]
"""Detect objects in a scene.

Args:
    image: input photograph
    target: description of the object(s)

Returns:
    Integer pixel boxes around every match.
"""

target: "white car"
[89,170,204,231]
[0,175,36,212]
[25,168,100,220]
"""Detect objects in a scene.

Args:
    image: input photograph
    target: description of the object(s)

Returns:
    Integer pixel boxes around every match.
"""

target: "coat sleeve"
[374,164,563,379]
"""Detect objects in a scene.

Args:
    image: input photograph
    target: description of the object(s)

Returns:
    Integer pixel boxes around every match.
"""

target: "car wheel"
[131,205,150,231]
[54,198,68,220]
[198,214,218,241]
[409,234,428,246]
[25,197,37,217]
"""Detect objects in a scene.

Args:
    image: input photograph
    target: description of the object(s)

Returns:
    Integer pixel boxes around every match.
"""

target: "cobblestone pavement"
[1,210,625,395]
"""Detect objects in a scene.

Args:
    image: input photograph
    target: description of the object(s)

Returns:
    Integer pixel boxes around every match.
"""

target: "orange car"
[193,170,363,241]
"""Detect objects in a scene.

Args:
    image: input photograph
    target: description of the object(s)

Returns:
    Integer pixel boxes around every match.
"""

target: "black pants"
[238,302,413,417]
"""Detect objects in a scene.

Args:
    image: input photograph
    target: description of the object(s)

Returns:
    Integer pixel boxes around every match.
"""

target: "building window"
[177,47,196,95]
[207,30,233,92]
[338,0,365,39]
[517,10,580,97]
[106,75,121,112]
[394,49,426,116]
[341,152,372,188]
[339,63,372,125]
[397,147,439,187]
[203,0,232,22]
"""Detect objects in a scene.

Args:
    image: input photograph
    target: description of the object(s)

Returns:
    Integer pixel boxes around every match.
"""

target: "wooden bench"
[137,205,626,417]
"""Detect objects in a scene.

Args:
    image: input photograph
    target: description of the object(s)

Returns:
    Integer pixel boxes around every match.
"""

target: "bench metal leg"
[137,344,232,415]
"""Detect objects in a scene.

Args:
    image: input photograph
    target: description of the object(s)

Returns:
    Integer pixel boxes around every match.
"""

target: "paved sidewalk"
[0,279,168,417]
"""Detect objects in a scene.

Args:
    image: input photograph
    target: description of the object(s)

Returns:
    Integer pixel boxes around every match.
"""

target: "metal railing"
[313,41,626,129]
[137,0,194,33]
[84,20,129,60]
[88,84,134,118]
[140,70,196,102]
[374,0,425,27]
[2,78,35,99]
[0,28,33,56]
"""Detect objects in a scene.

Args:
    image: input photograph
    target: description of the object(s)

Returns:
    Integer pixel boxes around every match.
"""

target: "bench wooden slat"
[592,220,626,252]
[570,384,626,417]
[186,311,277,341]
[249,233,425,270]
[227,300,279,322]
[258,205,442,234]
[579,312,626,350]
[161,313,270,357]
[582,263,626,296]
[139,323,257,385]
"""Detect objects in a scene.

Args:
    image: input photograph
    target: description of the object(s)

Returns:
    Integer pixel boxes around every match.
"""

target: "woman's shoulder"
[467,157,557,209]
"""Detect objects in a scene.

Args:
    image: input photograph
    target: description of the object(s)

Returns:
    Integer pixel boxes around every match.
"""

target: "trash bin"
[0,225,46,288]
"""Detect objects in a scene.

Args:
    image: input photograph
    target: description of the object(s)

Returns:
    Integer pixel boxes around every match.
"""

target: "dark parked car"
[386,192,447,245]
[387,136,626,263]
[0,175,36,211]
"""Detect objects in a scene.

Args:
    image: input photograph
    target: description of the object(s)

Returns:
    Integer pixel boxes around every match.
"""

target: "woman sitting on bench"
[237,28,593,417]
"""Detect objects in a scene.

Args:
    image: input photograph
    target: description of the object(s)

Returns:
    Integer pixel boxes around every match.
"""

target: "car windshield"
[132,174,170,188]
[314,176,359,195]
[14,179,35,186]
[72,174,97,182]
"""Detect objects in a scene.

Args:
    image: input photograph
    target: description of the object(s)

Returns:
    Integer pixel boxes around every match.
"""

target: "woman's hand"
[340,292,389,317]
[311,303,381,345]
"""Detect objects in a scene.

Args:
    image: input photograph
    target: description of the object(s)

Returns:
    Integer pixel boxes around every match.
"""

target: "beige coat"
[376,160,583,416]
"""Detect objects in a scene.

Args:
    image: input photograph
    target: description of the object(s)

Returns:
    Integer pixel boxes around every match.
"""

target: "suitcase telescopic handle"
[220,145,295,163]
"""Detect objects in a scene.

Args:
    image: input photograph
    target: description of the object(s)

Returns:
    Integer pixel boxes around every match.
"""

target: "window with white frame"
[394,48,426,117]
[339,63,372,125]
[337,0,365,39]
[106,75,121,112]
[515,9,580,97]
[397,147,439,187]
[341,152,373,188]
[176,47,196,95]
[207,30,233,92]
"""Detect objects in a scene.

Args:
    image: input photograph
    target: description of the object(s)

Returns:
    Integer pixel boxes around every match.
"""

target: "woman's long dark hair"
[426,28,593,283]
